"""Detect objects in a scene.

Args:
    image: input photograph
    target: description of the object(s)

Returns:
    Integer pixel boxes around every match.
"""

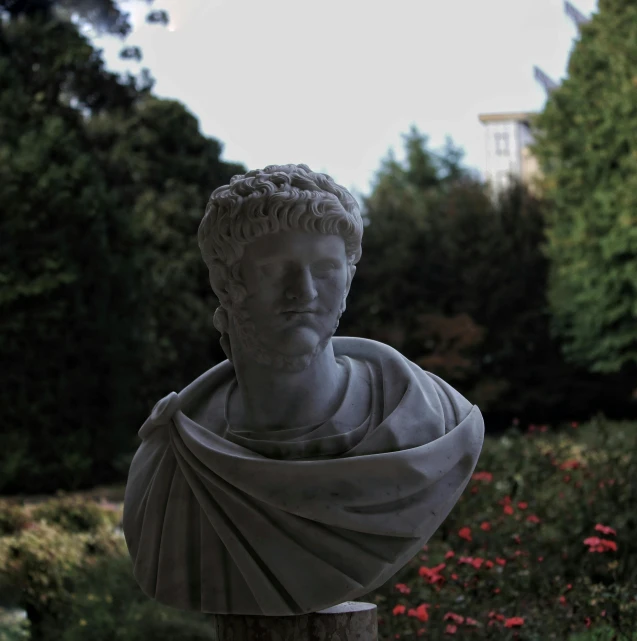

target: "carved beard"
[229,302,344,374]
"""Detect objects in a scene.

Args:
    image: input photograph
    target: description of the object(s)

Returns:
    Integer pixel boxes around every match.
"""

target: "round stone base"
[208,601,377,640]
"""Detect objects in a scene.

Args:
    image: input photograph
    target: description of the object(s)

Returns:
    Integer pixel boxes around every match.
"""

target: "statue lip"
[280,308,317,315]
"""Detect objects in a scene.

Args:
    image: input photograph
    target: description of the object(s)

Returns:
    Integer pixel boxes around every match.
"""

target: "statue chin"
[229,306,341,373]
[231,316,330,373]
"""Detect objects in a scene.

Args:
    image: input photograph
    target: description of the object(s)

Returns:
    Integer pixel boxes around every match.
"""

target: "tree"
[0,5,242,493]
[341,127,637,423]
[88,96,245,407]
[531,0,637,375]
[342,128,499,408]
[0,15,150,492]
[1,0,168,38]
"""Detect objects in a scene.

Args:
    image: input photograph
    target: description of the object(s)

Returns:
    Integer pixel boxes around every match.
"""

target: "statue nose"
[284,268,317,301]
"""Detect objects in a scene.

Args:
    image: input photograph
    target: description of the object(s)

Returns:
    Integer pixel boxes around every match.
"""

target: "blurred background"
[2,0,634,496]
[1,1,637,638]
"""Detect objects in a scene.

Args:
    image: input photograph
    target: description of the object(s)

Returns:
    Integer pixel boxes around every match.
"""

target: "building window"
[494,132,509,156]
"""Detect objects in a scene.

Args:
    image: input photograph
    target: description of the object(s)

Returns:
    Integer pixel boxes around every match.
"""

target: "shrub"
[0,518,125,639]
[0,501,30,537]
[30,494,121,533]
[0,607,31,641]
[58,554,215,641]
[365,416,637,639]
[2,416,635,640]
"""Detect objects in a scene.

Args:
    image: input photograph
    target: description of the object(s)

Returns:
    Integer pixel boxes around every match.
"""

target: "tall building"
[478,2,590,197]
[478,112,540,195]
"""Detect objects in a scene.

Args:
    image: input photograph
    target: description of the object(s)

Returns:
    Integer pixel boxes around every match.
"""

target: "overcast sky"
[97,0,598,198]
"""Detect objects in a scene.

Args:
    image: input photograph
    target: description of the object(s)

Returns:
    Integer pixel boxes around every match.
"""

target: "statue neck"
[228,341,346,431]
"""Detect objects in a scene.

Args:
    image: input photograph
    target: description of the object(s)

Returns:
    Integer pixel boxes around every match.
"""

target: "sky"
[96,0,599,199]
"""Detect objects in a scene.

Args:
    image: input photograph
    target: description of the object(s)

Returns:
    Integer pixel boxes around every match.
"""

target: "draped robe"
[123,337,484,615]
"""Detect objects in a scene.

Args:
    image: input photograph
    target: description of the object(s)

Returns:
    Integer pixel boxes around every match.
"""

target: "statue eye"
[312,260,338,273]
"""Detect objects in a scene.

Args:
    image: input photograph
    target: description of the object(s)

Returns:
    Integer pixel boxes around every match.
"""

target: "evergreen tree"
[532,0,637,375]
[341,127,636,423]
[0,5,242,492]
[88,96,245,406]
[0,16,149,491]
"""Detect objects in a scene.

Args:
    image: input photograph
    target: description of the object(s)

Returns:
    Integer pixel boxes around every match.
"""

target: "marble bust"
[123,164,484,616]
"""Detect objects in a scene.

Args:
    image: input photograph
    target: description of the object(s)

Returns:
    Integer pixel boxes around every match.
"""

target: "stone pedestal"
[208,601,377,641]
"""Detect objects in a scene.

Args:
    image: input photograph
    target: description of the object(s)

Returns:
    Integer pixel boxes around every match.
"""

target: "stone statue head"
[198,164,364,371]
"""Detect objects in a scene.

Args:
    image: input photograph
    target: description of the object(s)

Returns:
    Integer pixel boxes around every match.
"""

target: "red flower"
[584,537,618,553]
[594,523,617,536]
[560,459,581,470]
[585,617,592,628]
[537,556,544,562]
[472,471,493,482]
[504,617,525,628]
[517,501,528,510]
[465,617,479,626]
[458,556,474,565]
[408,604,430,622]
[513,534,521,545]
[470,558,484,569]
[444,612,465,624]
[503,505,514,515]
[458,527,472,541]
[571,421,579,428]
[495,557,507,566]
[559,595,567,605]
[419,564,446,585]
[393,604,406,616]
[445,624,458,634]
[395,583,411,594]
[445,550,455,560]
[527,514,541,524]
[485,560,495,569]
[480,521,491,531]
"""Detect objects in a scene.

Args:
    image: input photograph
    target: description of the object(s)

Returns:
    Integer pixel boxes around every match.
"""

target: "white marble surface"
[123,337,484,615]
[122,164,484,616]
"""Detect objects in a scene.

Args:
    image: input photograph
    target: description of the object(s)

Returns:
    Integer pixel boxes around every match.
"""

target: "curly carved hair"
[198,163,364,313]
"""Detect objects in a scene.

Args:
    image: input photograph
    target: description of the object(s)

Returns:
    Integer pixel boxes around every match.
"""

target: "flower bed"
[364,416,637,639]
[0,415,635,640]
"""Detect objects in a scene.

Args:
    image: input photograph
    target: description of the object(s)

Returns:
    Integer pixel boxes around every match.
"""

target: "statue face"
[232,230,350,365]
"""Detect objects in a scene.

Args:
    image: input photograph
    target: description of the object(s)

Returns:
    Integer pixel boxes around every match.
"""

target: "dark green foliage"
[531,0,637,375]
[0,17,149,493]
[1,0,168,38]
[371,417,637,639]
[340,127,636,423]
[0,500,30,536]
[88,95,245,407]
[0,8,243,493]
[30,495,120,533]
[0,500,214,641]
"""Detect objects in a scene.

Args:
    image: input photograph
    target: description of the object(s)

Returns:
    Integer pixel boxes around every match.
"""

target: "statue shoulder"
[178,360,236,429]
